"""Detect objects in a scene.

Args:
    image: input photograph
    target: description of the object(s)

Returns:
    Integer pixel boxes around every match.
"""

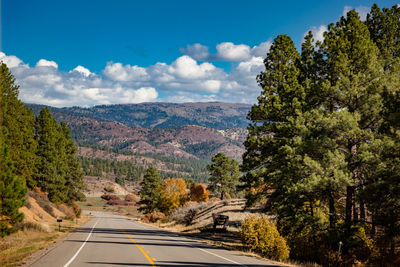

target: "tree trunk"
[329,194,336,229]
[345,186,354,225]
[346,144,358,225]
[360,199,365,222]
[353,200,358,221]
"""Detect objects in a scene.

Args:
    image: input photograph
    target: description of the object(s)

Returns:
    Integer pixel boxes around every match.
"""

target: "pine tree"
[366,4,400,70]
[241,34,305,212]
[138,167,163,213]
[0,63,37,188]
[207,152,240,199]
[59,122,85,202]
[0,129,27,237]
[35,108,67,202]
[320,9,383,226]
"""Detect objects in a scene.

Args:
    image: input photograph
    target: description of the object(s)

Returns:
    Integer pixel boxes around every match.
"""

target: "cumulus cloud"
[36,59,58,68]
[103,62,149,82]
[169,56,216,79]
[250,41,272,57]
[0,52,24,68]
[180,41,270,62]
[71,65,92,77]
[215,42,251,61]
[1,46,266,107]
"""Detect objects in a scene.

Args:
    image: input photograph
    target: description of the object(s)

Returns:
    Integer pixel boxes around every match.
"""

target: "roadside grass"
[0,214,91,267]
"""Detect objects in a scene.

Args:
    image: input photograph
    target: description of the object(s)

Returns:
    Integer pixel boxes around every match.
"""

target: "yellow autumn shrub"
[189,183,210,202]
[158,178,187,215]
[240,215,290,261]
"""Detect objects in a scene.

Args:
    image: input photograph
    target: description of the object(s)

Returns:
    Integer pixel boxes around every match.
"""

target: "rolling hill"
[27,102,251,182]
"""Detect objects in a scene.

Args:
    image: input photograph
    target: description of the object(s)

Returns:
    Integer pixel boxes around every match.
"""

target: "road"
[27,211,281,267]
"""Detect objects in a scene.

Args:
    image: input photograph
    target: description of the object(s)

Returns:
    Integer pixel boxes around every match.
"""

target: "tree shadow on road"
[86,261,279,266]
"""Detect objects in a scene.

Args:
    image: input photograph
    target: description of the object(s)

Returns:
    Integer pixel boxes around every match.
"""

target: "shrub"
[190,184,209,202]
[125,193,139,203]
[240,215,290,261]
[107,199,130,206]
[101,194,120,201]
[183,209,197,225]
[142,211,166,223]
[170,201,210,225]
[71,201,81,218]
[16,221,45,232]
[42,203,55,217]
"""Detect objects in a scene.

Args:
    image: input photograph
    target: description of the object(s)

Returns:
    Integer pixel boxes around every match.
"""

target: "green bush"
[240,215,290,261]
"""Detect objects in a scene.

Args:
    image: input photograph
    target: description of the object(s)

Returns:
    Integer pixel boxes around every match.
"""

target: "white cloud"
[250,41,272,58]
[216,42,251,61]
[201,80,221,93]
[103,62,149,82]
[0,52,24,68]
[169,55,216,79]
[181,41,270,61]
[36,59,58,68]
[1,47,267,106]
[72,65,92,77]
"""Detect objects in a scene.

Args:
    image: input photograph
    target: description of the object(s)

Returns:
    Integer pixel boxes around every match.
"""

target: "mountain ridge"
[26,102,249,162]
[27,102,252,129]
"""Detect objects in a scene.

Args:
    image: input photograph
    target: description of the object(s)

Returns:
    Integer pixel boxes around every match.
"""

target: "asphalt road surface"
[27,211,281,267]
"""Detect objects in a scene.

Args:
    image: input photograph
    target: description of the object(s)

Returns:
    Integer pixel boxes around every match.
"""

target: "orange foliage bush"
[189,184,210,202]
[142,211,166,223]
[125,193,139,203]
[158,178,187,215]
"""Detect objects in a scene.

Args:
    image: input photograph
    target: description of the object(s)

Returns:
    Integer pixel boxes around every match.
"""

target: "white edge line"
[197,247,248,267]
[133,221,247,267]
[63,218,100,267]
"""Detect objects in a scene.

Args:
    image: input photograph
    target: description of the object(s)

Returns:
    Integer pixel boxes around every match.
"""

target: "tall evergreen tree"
[242,34,305,211]
[59,122,85,202]
[320,9,383,226]
[35,108,67,202]
[366,4,400,70]
[138,167,163,213]
[0,128,27,237]
[0,63,37,188]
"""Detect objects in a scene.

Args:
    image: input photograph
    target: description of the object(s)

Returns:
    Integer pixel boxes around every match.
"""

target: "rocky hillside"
[27,103,249,161]
[27,102,251,129]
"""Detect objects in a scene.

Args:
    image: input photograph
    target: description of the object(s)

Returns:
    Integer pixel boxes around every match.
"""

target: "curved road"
[27,211,280,267]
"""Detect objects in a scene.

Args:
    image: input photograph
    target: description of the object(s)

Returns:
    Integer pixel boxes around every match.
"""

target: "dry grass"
[0,214,91,267]
[78,197,141,218]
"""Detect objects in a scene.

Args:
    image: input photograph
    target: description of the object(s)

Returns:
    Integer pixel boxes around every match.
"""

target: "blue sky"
[0,0,398,107]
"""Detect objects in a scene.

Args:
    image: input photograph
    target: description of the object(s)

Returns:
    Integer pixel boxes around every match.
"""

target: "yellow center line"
[119,228,157,267]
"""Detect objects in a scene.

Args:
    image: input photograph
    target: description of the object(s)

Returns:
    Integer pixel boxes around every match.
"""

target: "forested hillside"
[27,102,251,129]
[25,104,247,183]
